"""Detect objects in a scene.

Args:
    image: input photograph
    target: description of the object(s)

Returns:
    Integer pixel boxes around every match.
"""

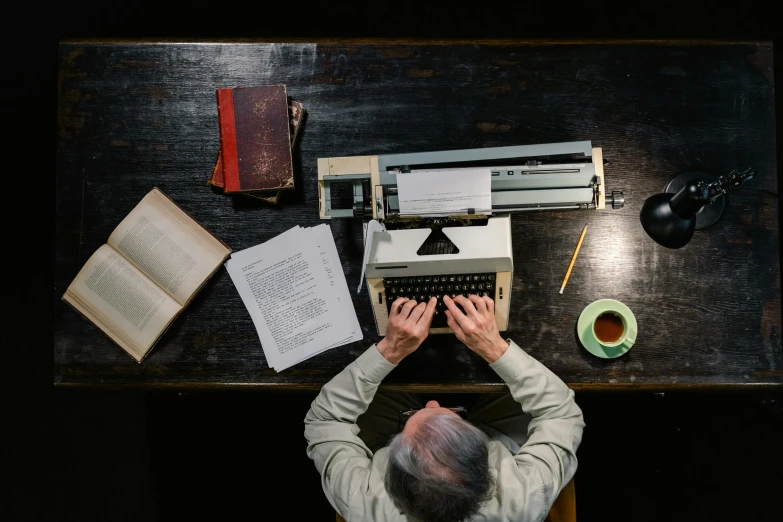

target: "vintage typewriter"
[317,141,624,335]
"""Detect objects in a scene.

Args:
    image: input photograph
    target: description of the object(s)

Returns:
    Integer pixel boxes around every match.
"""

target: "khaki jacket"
[304,341,584,522]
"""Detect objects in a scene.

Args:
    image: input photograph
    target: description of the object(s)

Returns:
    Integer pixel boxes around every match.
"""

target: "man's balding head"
[385,411,494,522]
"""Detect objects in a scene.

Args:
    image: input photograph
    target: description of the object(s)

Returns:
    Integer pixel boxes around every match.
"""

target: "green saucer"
[577,299,637,359]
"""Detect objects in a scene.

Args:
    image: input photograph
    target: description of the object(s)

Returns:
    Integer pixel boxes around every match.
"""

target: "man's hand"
[443,294,509,363]
[377,297,437,364]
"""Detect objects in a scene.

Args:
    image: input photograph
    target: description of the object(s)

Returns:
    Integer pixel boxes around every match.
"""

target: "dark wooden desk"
[55,40,781,391]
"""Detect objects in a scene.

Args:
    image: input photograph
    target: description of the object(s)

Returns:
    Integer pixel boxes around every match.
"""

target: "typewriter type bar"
[318,141,624,220]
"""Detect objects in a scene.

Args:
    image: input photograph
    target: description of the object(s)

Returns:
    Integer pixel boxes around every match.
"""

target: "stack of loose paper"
[225,225,362,372]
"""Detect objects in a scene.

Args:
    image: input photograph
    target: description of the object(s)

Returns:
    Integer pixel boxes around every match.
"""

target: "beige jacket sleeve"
[489,340,585,512]
[304,344,396,517]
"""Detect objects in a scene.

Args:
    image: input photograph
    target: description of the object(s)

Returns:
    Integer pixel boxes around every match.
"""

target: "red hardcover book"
[209,100,305,206]
[223,85,293,193]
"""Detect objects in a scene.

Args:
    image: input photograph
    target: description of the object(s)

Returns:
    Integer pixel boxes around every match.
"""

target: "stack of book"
[207,85,305,204]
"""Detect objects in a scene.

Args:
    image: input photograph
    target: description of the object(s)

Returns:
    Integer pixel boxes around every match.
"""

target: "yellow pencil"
[559,225,588,295]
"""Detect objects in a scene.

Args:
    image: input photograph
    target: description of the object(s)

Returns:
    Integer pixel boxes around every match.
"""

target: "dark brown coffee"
[594,312,625,343]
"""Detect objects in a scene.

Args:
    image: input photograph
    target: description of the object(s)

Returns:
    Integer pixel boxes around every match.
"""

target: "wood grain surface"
[55,41,780,390]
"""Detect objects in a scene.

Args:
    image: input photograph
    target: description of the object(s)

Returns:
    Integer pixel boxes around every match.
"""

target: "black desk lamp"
[640,168,756,248]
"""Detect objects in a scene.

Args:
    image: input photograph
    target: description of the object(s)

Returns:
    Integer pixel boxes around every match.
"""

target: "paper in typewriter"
[396,168,492,216]
[225,225,361,372]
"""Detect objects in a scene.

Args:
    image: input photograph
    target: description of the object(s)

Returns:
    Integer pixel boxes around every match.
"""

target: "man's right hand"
[443,294,509,363]
[377,297,437,365]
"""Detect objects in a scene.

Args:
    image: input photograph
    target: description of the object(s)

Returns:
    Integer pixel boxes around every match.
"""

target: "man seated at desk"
[304,295,585,522]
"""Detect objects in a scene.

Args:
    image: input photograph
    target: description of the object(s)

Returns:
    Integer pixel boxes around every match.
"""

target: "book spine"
[216,88,241,193]
[290,101,304,147]
[207,148,225,188]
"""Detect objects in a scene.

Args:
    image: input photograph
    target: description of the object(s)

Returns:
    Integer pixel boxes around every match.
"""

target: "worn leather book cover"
[209,100,305,205]
[245,101,305,203]
[224,84,293,193]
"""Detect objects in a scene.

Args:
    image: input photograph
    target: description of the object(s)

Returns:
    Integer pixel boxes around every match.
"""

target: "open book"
[62,188,231,362]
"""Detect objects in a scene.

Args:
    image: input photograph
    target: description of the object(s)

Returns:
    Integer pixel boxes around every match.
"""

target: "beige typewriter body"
[364,216,513,335]
[317,141,623,335]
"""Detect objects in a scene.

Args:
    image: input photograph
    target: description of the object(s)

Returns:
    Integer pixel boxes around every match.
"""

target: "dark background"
[4,1,783,520]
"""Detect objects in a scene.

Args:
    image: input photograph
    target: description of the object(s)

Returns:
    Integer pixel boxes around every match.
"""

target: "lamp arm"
[706,167,756,203]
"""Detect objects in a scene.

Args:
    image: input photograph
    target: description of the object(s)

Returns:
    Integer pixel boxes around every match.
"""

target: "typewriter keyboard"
[383,273,496,328]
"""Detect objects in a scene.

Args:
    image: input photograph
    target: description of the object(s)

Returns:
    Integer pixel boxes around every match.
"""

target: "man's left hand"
[377,297,437,364]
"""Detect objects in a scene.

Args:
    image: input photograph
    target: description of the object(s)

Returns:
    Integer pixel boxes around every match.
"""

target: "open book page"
[225,226,351,371]
[63,244,181,362]
[107,188,230,306]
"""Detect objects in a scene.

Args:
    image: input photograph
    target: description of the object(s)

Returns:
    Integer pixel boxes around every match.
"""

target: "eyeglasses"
[397,406,467,432]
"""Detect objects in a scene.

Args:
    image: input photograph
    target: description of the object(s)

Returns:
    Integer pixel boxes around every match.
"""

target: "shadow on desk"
[46,389,781,522]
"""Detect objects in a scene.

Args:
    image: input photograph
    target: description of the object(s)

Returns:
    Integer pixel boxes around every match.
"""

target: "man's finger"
[408,301,428,323]
[468,294,487,313]
[417,297,437,326]
[390,297,409,318]
[445,310,464,337]
[399,299,419,319]
[443,295,471,330]
[453,295,479,319]
[484,295,495,314]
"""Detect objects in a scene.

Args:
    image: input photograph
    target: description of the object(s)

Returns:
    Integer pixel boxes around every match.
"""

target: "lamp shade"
[640,193,696,248]
[640,180,711,249]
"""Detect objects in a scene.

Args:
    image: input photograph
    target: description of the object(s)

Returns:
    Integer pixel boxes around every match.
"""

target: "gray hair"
[385,413,494,522]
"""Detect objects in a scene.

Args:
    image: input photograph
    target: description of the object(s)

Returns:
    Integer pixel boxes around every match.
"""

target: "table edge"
[57,38,773,47]
[54,381,783,392]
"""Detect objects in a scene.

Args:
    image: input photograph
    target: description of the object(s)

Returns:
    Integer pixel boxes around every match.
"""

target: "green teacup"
[577,299,637,359]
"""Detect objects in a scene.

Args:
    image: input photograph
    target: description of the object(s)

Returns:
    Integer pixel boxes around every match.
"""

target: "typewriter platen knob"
[608,190,625,209]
